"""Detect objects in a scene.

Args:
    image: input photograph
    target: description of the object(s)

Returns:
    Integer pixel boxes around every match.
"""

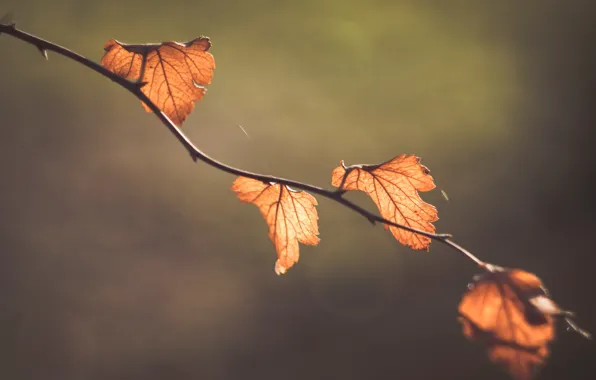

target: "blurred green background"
[1,0,595,379]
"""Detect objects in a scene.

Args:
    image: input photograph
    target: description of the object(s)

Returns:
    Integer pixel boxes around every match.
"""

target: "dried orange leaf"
[232,177,320,275]
[331,154,438,250]
[100,37,215,125]
[458,267,560,380]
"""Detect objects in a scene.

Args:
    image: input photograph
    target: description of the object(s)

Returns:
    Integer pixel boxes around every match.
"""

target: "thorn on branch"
[565,317,592,340]
[37,46,48,60]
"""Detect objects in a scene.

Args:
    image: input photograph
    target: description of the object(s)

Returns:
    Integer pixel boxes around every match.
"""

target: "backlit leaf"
[101,37,215,125]
[232,177,320,275]
[458,267,561,380]
[331,154,438,250]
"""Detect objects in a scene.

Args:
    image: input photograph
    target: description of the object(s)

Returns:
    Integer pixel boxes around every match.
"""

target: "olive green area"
[1,1,594,379]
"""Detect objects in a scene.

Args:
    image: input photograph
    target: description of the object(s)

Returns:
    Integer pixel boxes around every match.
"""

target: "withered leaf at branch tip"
[330,154,438,250]
[458,266,589,380]
[100,37,215,126]
[231,177,320,275]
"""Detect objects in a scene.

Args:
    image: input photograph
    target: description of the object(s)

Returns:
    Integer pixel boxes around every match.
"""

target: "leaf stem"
[0,22,485,267]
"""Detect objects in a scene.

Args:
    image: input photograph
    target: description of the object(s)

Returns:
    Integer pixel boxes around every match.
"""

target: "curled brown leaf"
[331,154,438,250]
[101,37,215,125]
[458,267,563,380]
[232,177,320,275]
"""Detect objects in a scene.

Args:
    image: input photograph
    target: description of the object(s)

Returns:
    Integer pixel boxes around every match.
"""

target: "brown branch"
[3,20,591,342]
[0,21,485,267]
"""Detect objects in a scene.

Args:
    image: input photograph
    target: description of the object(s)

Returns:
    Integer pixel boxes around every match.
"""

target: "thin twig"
[4,20,591,347]
[0,22,485,267]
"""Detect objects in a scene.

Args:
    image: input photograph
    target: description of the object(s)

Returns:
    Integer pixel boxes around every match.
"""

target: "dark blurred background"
[1,0,594,379]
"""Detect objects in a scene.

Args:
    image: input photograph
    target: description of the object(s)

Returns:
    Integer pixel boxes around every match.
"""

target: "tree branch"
[0,21,485,266]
